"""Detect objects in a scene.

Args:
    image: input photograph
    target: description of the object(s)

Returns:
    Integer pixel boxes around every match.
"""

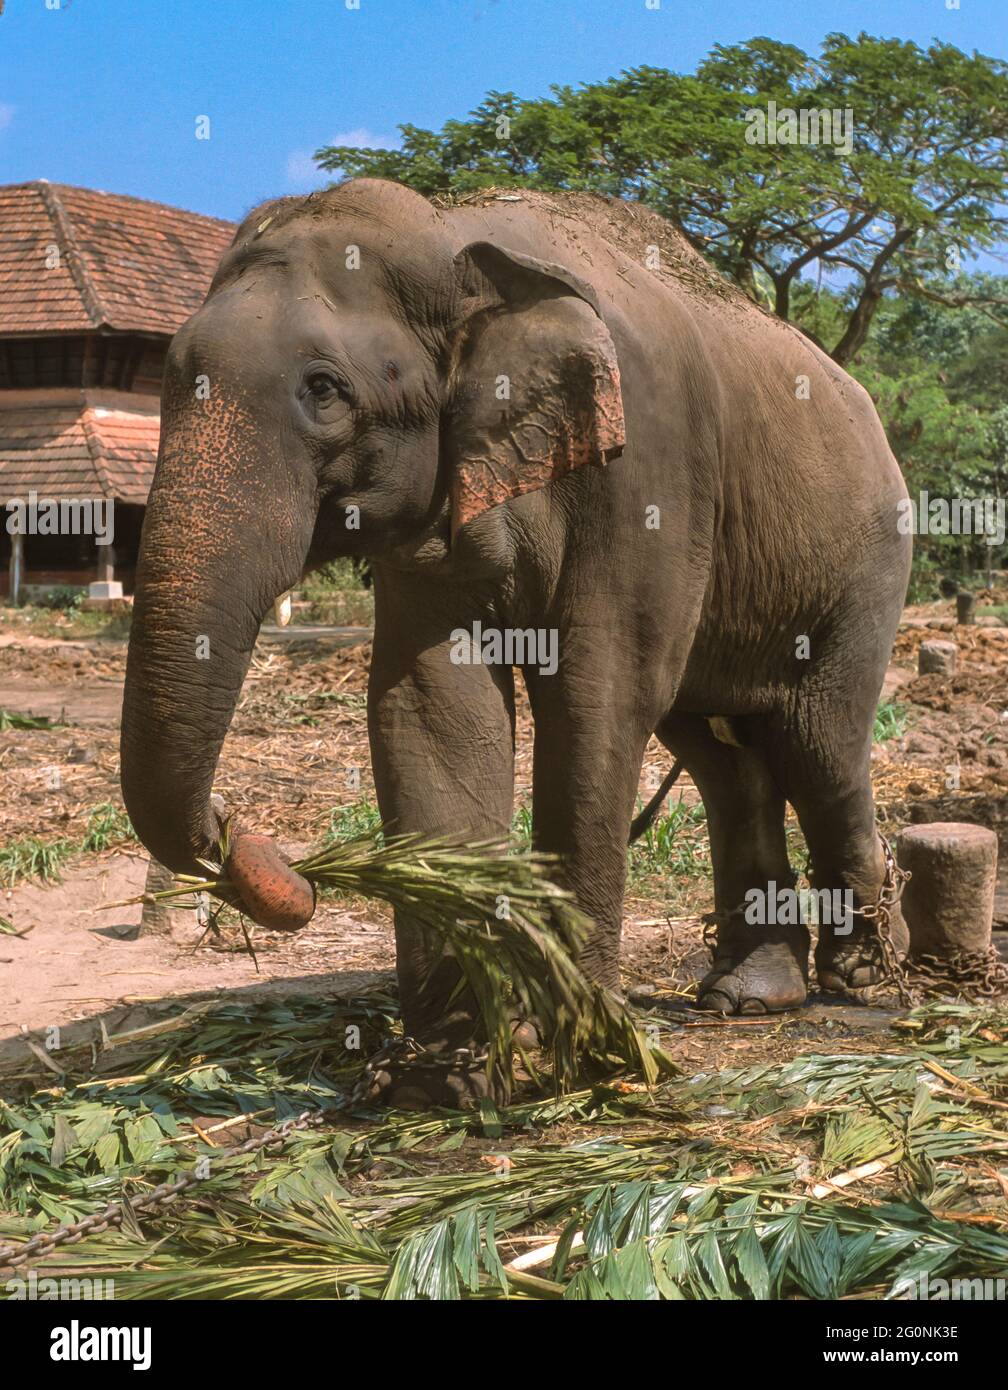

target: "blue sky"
[0,0,1005,223]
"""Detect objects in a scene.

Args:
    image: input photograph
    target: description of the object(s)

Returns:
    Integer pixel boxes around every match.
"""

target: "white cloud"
[0,104,14,134]
[329,128,395,151]
[285,128,397,190]
[285,150,325,190]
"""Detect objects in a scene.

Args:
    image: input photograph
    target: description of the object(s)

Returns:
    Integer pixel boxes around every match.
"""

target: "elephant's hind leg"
[765,722,908,1000]
[659,714,809,1014]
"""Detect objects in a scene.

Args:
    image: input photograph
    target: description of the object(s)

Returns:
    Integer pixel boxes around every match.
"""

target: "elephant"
[120,178,911,1102]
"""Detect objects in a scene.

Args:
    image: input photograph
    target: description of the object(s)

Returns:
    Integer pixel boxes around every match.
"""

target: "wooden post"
[88,542,122,602]
[897,823,997,959]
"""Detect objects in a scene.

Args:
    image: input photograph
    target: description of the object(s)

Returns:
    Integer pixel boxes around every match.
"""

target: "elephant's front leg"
[524,661,652,993]
[367,573,516,1102]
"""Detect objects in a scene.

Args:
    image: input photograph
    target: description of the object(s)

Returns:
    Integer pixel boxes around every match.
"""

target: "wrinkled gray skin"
[121,179,911,1102]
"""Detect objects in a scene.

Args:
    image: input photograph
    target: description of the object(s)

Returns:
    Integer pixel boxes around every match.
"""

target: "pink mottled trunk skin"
[120,385,317,927]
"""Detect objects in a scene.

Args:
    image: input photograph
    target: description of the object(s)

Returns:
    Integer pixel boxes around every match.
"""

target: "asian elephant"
[120,178,911,1100]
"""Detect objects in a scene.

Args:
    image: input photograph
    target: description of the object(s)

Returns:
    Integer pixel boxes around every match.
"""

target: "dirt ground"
[2,595,1007,1084]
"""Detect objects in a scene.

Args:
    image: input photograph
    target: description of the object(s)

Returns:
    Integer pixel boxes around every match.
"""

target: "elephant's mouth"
[378,499,511,581]
[376,503,454,574]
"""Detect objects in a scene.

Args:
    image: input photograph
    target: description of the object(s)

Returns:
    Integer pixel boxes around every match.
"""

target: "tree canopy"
[840,274,1008,591]
[317,34,1008,364]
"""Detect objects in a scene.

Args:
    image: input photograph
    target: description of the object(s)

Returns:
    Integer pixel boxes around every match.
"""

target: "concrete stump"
[140,857,194,937]
[897,822,997,958]
[140,797,224,937]
[956,591,976,625]
[918,639,957,676]
[87,580,124,600]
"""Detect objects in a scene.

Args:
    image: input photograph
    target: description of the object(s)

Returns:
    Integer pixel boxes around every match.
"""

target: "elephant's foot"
[361,1008,546,1110]
[511,1017,543,1051]
[360,1003,518,1110]
[697,923,810,1015]
[363,1049,496,1110]
[815,904,908,1000]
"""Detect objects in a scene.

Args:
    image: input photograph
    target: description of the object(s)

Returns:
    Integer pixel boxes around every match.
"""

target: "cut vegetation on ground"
[1,998,1006,1299]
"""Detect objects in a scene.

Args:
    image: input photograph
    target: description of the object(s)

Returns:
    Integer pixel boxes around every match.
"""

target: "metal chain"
[0,1035,486,1276]
[0,1114,336,1276]
[856,835,1008,1004]
[905,947,1008,1000]
[699,835,1006,1005]
[698,845,909,975]
[701,871,802,951]
[700,904,746,952]
[848,834,915,1007]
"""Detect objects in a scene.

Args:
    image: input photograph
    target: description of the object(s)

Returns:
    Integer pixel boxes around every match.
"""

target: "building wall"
[0,334,167,393]
[0,502,145,596]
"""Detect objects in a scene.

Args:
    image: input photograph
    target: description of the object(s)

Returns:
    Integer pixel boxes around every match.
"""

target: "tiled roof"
[0,182,235,336]
[0,397,160,503]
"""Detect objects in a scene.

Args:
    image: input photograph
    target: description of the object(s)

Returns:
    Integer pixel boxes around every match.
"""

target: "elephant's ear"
[445,240,625,538]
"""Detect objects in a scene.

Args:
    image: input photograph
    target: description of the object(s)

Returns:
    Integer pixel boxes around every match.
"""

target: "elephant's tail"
[628,759,685,844]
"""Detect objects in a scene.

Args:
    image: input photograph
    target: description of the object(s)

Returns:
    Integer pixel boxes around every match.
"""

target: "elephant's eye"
[304,369,352,405]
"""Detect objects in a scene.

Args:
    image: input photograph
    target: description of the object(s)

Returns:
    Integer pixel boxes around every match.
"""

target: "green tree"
[318,35,1008,364]
[868,274,1008,389]
[850,273,1008,591]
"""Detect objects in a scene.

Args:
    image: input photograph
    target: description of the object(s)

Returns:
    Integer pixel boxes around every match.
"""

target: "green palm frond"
[4,993,1007,1300]
[561,1184,1008,1301]
[131,829,672,1095]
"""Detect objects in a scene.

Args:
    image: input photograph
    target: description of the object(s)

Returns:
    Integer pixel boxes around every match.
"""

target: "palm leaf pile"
[2,998,1006,1298]
[0,709,60,731]
[126,829,666,1096]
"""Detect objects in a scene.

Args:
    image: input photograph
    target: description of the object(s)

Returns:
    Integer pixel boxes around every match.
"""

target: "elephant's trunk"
[120,390,316,927]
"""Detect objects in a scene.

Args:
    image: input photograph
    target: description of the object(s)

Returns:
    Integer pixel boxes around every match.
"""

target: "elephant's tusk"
[273,590,293,627]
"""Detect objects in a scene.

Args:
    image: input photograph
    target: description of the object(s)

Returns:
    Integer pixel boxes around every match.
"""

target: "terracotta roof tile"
[0,399,160,502]
[0,182,235,336]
